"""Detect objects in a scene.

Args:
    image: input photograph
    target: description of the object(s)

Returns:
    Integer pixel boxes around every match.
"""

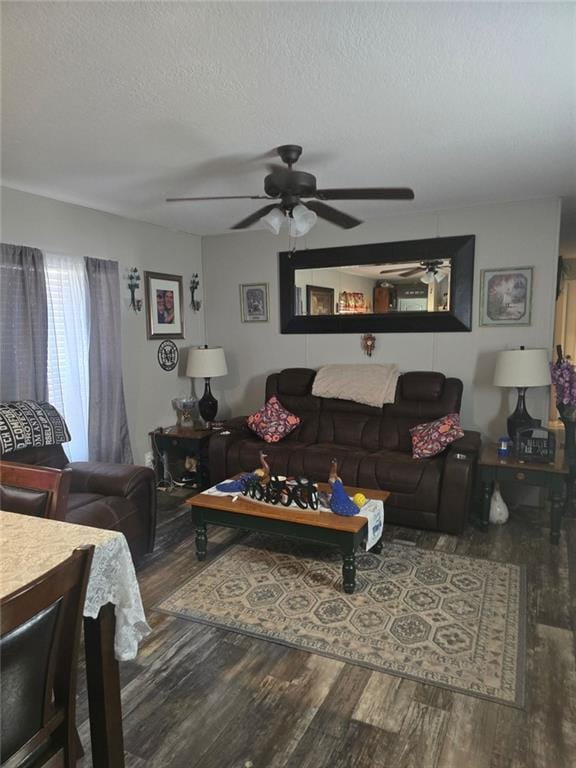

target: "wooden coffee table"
[187,483,390,594]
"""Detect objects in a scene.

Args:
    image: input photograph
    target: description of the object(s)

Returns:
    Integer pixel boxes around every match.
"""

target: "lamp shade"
[493,348,550,388]
[289,204,317,237]
[186,346,227,378]
[261,207,284,235]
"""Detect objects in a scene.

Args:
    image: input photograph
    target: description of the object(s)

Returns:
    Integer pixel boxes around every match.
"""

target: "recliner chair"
[1,444,156,563]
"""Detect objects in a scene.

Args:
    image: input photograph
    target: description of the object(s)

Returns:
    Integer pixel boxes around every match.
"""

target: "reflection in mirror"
[294,260,452,317]
[280,234,475,334]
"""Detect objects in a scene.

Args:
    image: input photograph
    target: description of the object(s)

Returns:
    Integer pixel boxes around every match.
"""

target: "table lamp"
[493,346,550,439]
[186,346,228,424]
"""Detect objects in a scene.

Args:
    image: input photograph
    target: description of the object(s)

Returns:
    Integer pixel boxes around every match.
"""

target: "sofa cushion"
[277,368,316,397]
[398,372,446,402]
[247,396,300,443]
[410,413,464,458]
[289,443,367,486]
[358,450,444,514]
[224,437,312,478]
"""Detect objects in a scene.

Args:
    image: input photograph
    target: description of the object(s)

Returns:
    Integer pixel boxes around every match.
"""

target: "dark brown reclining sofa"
[209,368,481,534]
[1,443,156,562]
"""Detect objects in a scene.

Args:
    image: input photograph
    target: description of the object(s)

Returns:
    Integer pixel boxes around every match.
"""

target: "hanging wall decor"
[157,340,179,371]
[190,273,202,311]
[144,271,184,339]
[479,266,533,327]
[127,267,142,313]
[361,333,376,357]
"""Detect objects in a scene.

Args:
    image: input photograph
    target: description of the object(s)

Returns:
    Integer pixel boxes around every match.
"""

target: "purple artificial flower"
[550,359,576,407]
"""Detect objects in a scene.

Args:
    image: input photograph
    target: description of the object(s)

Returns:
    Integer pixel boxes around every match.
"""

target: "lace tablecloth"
[0,510,150,661]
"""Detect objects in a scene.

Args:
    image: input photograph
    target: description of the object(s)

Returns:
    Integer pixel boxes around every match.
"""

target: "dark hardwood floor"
[77,494,576,768]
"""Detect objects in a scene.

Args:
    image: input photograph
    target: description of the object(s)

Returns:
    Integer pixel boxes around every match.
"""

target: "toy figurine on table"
[328,459,363,516]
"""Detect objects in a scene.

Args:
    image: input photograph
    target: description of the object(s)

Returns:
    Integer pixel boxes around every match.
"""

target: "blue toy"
[216,473,256,493]
[329,478,360,516]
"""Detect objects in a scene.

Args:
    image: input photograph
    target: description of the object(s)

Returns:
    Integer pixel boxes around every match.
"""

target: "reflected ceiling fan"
[379,260,448,284]
[166,144,414,235]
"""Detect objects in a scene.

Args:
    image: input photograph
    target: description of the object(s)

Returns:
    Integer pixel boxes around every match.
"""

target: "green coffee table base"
[191,506,382,594]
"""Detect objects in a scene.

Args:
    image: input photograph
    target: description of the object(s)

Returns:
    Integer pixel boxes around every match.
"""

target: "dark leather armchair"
[1,545,94,767]
[1,445,156,563]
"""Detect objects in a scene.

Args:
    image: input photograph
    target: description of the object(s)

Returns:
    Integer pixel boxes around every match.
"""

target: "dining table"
[0,510,151,768]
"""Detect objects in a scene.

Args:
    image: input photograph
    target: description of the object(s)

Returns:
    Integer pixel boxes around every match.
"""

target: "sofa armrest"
[437,431,481,534]
[208,424,251,485]
[223,416,251,434]
[448,430,481,456]
[69,462,155,497]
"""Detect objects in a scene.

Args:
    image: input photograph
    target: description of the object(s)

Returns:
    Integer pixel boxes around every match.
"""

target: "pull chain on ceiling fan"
[166,144,415,234]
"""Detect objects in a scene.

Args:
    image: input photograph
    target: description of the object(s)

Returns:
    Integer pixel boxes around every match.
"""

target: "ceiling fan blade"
[400,267,425,277]
[379,266,424,277]
[305,201,362,229]
[314,188,415,201]
[230,204,279,230]
[166,195,270,202]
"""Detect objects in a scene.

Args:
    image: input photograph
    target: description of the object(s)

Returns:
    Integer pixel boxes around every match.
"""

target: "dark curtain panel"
[85,257,133,463]
[0,244,48,401]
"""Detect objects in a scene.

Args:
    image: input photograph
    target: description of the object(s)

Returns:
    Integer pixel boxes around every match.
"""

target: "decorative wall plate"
[158,340,179,371]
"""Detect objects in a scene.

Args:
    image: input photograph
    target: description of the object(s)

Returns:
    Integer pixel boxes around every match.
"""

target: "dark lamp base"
[199,378,218,424]
[507,387,537,440]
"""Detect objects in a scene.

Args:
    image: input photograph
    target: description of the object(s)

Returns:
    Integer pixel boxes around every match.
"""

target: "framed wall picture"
[479,266,533,327]
[306,285,335,316]
[144,271,184,339]
[240,283,269,322]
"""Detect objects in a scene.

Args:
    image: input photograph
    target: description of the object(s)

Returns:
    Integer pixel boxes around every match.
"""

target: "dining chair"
[0,545,94,768]
[0,461,72,520]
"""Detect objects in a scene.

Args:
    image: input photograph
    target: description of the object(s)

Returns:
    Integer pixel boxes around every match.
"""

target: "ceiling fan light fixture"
[261,207,285,234]
[434,270,444,283]
[289,204,317,237]
[420,271,435,285]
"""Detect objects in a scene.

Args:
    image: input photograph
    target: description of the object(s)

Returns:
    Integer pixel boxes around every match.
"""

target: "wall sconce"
[127,267,142,313]
[361,333,376,357]
[190,273,202,312]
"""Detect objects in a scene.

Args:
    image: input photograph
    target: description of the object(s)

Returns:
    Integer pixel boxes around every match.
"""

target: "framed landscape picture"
[306,285,335,316]
[144,271,184,339]
[479,267,533,326]
[240,283,269,322]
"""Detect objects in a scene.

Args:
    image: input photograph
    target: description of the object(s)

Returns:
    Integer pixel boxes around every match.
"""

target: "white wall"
[1,187,205,463]
[202,199,561,438]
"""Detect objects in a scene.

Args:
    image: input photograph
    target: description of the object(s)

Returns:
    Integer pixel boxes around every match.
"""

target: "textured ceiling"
[2,2,575,238]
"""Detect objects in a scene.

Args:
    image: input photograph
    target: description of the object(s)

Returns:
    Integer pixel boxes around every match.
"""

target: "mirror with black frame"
[280,235,474,333]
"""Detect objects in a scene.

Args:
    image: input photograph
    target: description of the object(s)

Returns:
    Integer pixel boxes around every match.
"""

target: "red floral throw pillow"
[247,396,301,443]
[410,413,464,459]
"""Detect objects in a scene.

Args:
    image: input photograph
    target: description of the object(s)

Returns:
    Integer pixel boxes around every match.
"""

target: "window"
[44,254,90,461]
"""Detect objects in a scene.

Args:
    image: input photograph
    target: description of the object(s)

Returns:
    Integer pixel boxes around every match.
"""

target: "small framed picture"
[479,267,533,327]
[306,285,335,316]
[144,271,184,339]
[240,283,269,322]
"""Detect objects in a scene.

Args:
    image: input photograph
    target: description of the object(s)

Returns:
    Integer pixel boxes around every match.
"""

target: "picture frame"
[240,283,269,322]
[144,271,184,339]
[479,266,533,327]
[306,285,335,316]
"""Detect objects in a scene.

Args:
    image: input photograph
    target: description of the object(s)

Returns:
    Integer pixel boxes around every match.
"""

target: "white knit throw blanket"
[312,364,400,408]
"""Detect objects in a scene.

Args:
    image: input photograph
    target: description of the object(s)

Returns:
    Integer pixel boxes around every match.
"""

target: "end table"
[149,426,216,490]
[478,444,570,544]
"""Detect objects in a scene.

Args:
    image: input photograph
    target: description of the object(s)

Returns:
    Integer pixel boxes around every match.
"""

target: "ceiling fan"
[379,260,448,284]
[166,144,414,233]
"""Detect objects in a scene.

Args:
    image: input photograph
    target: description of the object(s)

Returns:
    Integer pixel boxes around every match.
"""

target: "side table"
[149,427,216,490]
[478,444,570,544]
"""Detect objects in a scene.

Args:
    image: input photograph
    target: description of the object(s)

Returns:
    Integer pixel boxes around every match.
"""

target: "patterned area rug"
[157,534,526,706]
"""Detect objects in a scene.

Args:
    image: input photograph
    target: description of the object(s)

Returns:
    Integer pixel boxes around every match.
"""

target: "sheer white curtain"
[44,254,90,461]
